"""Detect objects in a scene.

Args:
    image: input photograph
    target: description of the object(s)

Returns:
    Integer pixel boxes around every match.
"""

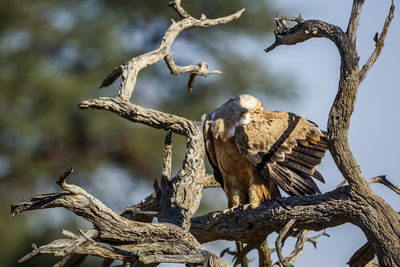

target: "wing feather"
[203,115,224,188]
[235,110,327,196]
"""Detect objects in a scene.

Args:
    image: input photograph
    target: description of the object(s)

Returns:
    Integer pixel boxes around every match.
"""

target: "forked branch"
[273,219,310,267]
[99,0,244,100]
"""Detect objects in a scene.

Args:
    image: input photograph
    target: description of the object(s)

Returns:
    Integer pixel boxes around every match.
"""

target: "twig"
[367,175,400,195]
[337,179,347,188]
[57,167,74,188]
[359,0,395,83]
[275,219,296,267]
[275,15,304,24]
[273,228,310,267]
[220,247,236,258]
[306,231,330,249]
[233,239,261,266]
[164,54,222,92]
[61,229,79,239]
[169,0,191,19]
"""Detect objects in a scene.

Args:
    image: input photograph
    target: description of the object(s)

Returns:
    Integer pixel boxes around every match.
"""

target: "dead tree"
[11,0,400,266]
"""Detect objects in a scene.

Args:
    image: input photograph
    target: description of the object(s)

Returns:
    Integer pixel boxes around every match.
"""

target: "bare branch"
[79,97,197,137]
[265,19,346,54]
[57,167,74,187]
[119,193,158,222]
[99,2,244,100]
[78,229,139,262]
[273,229,309,267]
[359,0,395,83]
[119,173,220,224]
[190,187,354,244]
[164,54,222,92]
[347,0,366,45]
[275,219,296,267]
[264,10,364,190]
[337,179,347,188]
[275,15,304,24]
[61,229,79,240]
[306,231,330,249]
[162,130,173,182]
[367,175,400,195]
[169,0,191,19]
[348,241,375,267]
[258,240,273,267]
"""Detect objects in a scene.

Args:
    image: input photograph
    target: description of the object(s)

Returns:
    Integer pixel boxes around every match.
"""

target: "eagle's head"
[208,94,265,141]
[235,94,265,111]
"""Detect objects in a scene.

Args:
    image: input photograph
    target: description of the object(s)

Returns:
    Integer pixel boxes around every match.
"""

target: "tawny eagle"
[204,94,327,208]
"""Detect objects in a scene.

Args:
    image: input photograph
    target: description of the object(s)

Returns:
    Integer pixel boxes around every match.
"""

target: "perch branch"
[190,186,356,244]
[99,1,244,100]
[359,0,395,83]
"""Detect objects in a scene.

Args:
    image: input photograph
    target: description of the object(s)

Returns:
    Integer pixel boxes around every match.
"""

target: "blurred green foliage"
[0,0,294,265]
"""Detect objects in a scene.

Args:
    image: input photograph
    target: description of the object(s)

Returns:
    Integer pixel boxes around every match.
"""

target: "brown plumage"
[204,94,327,208]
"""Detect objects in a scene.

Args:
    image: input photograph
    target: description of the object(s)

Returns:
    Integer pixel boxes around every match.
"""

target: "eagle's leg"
[248,176,272,207]
[233,241,250,267]
[226,184,246,209]
[225,186,249,267]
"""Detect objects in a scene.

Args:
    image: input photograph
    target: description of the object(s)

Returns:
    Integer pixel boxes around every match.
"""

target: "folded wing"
[235,110,327,196]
